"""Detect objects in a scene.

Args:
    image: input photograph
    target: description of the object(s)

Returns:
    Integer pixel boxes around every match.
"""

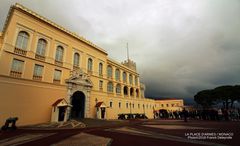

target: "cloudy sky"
[1,0,240,99]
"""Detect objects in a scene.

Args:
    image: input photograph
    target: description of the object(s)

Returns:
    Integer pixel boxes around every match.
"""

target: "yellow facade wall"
[0,4,183,126]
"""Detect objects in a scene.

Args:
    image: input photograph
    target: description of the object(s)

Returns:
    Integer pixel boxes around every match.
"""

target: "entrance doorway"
[58,107,66,121]
[71,91,85,119]
[101,107,106,119]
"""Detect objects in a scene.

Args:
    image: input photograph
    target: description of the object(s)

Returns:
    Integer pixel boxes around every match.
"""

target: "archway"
[71,91,85,119]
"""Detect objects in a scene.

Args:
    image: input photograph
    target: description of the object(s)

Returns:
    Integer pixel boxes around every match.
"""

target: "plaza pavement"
[0,119,239,146]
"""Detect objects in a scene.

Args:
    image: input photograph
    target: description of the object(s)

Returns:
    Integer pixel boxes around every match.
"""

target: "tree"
[194,90,215,109]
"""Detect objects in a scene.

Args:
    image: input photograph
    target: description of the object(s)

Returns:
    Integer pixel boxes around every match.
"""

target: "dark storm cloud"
[1,0,240,99]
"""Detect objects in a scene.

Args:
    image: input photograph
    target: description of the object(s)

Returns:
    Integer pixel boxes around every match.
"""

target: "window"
[126,103,128,108]
[36,39,47,56]
[132,103,134,108]
[116,84,121,94]
[99,80,103,90]
[10,59,24,77]
[119,102,121,108]
[135,76,138,86]
[55,46,64,62]
[16,31,29,50]
[54,69,62,82]
[99,63,103,76]
[122,72,127,83]
[107,65,112,78]
[88,58,93,71]
[130,88,134,96]
[107,82,113,92]
[115,69,120,81]
[33,64,43,79]
[11,59,24,72]
[73,53,80,67]
[129,74,133,84]
[136,89,139,97]
[162,104,164,107]
[138,104,140,109]
[166,104,169,107]
[124,86,128,96]
[110,101,113,108]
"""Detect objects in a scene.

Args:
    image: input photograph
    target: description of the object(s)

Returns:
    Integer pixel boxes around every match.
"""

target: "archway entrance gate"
[65,69,93,121]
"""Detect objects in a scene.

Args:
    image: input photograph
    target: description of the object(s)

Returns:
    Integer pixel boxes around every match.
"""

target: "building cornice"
[2,3,108,55]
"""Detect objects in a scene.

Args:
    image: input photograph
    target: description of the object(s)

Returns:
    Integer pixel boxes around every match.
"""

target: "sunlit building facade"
[0,4,183,125]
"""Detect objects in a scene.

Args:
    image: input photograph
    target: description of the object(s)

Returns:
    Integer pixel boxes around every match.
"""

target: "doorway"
[58,107,66,121]
[71,91,85,119]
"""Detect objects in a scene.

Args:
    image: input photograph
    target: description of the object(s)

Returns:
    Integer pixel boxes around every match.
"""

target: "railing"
[87,70,93,75]
[10,70,22,78]
[33,75,42,81]
[14,47,27,56]
[35,54,45,61]
[73,65,80,70]
[55,60,63,66]
[53,79,61,84]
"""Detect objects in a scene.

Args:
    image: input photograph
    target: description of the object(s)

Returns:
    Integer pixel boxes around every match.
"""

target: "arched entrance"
[71,91,85,119]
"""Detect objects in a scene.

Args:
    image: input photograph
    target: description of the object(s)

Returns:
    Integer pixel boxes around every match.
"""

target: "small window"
[135,76,138,86]
[138,104,140,109]
[126,103,128,108]
[110,101,113,108]
[116,84,121,94]
[107,65,112,78]
[88,58,93,71]
[99,63,103,76]
[55,46,64,62]
[33,64,43,77]
[11,59,24,72]
[119,102,121,108]
[99,80,103,90]
[107,82,113,92]
[122,72,127,83]
[115,69,120,81]
[129,74,133,84]
[73,53,80,67]
[54,69,62,81]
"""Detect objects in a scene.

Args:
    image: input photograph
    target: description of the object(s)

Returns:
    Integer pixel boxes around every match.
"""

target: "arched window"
[123,72,127,83]
[129,74,133,85]
[136,89,139,97]
[116,84,121,94]
[16,31,29,50]
[36,38,47,56]
[124,86,128,96]
[135,76,138,86]
[73,53,80,67]
[130,87,134,96]
[107,82,113,92]
[55,46,64,62]
[88,58,93,71]
[99,63,103,76]
[115,69,120,81]
[107,65,112,78]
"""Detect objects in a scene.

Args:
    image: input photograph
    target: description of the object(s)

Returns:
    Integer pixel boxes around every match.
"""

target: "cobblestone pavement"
[0,119,239,146]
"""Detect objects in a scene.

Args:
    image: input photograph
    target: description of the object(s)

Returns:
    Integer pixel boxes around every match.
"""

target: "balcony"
[33,75,42,81]
[87,70,93,75]
[35,54,45,61]
[14,47,27,56]
[55,60,63,67]
[53,79,61,84]
[10,70,22,78]
[73,65,80,70]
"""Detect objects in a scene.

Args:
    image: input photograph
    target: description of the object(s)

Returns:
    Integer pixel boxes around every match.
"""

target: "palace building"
[0,3,183,126]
